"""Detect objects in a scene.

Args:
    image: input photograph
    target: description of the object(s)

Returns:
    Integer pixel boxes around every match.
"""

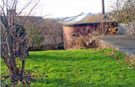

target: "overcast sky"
[1,0,117,18]
[41,0,117,18]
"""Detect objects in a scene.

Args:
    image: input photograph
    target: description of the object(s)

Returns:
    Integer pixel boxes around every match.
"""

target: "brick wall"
[63,22,118,49]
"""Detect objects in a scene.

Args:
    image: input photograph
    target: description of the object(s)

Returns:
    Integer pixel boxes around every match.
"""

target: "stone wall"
[118,22,135,36]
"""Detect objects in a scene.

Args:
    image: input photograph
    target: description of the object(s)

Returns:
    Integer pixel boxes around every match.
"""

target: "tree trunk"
[3,57,21,83]
[21,60,25,81]
[10,68,20,83]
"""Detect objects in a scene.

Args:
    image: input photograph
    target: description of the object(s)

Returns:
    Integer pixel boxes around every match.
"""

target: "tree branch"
[17,0,33,16]
[22,0,41,25]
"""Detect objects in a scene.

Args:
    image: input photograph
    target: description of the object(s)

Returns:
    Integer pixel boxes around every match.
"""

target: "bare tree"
[0,0,41,83]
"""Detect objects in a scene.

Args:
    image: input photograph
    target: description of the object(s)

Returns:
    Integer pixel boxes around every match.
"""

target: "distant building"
[57,12,93,24]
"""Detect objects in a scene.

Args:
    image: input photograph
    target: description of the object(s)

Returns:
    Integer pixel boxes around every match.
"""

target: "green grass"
[1,49,135,87]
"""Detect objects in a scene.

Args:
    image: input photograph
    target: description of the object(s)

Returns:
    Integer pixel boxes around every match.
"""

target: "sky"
[1,0,117,18]
[36,0,117,18]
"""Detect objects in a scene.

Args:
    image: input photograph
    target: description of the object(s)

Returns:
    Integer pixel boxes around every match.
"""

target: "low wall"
[97,36,135,58]
[118,22,135,36]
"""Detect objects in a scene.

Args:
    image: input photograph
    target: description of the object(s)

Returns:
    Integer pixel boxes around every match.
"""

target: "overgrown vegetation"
[1,49,135,87]
[113,0,135,23]
[112,0,135,36]
[26,24,44,50]
[25,18,63,50]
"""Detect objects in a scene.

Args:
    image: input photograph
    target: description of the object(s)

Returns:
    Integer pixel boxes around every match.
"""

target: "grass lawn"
[1,49,135,87]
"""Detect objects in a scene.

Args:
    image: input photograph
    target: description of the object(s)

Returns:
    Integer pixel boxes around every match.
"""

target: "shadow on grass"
[32,78,94,87]
[31,78,134,87]
[27,51,115,62]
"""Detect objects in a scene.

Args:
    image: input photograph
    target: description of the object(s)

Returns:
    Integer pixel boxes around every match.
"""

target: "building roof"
[58,13,93,24]
[63,21,117,27]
